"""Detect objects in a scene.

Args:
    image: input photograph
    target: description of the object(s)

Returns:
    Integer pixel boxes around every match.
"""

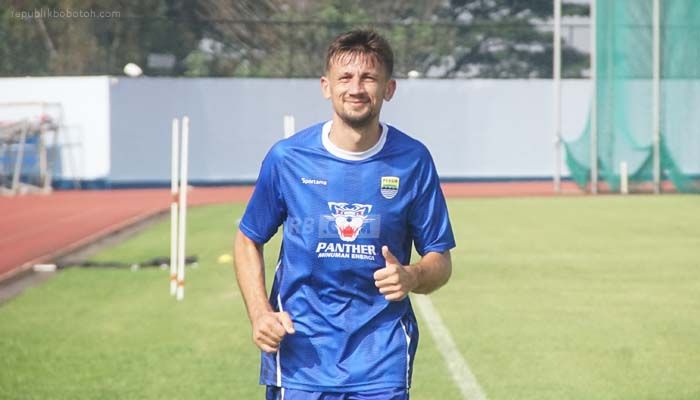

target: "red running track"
[0,187,253,281]
[0,182,582,282]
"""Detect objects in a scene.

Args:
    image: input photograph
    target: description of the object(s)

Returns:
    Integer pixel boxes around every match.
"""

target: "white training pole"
[652,0,661,194]
[590,0,598,194]
[170,118,179,296]
[553,0,562,193]
[176,116,189,301]
[283,115,295,138]
[620,161,629,195]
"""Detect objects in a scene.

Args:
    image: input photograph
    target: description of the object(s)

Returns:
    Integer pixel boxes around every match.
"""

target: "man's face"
[321,53,396,129]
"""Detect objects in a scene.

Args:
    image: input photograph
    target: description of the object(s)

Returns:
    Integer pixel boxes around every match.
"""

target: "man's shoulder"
[385,124,432,159]
[266,122,324,159]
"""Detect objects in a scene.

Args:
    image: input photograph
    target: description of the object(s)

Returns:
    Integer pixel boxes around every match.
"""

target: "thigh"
[266,386,346,400]
[266,386,408,400]
[348,387,409,400]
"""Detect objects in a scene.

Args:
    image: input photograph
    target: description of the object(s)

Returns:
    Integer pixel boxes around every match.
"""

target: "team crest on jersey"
[380,176,400,199]
[326,202,373,242]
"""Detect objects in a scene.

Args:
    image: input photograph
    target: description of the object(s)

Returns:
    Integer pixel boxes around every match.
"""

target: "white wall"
[383,79,589,178]
[0,76,111,180]
[109,78,591,183]
[1,76,595,183]
[109,78,330,182]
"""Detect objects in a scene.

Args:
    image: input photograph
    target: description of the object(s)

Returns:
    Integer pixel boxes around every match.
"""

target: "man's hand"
[373,246,419,301]
[251,311,295,353]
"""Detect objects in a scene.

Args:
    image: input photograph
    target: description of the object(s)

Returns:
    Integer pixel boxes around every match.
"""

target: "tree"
[0,0,589,78]
[418,0,589,78]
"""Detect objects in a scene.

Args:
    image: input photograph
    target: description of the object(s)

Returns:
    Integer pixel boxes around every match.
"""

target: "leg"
[347,387,409,400]
[265,386,349,400]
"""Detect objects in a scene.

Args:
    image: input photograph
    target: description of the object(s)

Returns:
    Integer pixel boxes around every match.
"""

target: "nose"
[348,76,365,95]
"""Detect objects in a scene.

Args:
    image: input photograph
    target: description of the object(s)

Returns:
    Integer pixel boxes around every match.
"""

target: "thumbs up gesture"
[373,246,419,301]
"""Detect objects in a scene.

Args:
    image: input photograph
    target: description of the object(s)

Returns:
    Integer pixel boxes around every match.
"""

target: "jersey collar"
[321,120,388,161]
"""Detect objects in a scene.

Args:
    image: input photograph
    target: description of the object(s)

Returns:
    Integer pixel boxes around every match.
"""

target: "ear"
[383,79,396,101]
[320,75,331,99]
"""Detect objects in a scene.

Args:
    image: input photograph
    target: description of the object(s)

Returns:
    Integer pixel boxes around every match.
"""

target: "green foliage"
[183,49,210,77]
[0,0,589,78]
[0,4,51,75]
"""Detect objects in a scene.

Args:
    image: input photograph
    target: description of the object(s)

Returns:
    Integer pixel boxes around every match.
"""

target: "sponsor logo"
[315,242,377,261]
[326,202,373,242]
[380,176,400,199]
[314,202,379,261]
[301,177,328,185]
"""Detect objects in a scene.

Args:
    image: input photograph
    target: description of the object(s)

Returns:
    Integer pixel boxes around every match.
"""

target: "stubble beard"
[337,103,379,130]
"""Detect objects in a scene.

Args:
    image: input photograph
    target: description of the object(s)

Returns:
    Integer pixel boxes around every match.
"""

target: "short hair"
[325,30,394,77]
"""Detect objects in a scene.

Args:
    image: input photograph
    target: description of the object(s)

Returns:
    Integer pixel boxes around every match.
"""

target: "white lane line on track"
[413,294,488,400]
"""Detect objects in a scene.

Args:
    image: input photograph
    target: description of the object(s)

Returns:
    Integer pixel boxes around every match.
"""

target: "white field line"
[413,294,488,400]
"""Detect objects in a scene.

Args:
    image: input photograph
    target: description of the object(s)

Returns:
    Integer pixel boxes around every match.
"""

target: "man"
[234,30,455,400]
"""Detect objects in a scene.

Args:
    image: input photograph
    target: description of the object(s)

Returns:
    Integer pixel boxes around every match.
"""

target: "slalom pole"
[620,161,629,195]
[283,115,295,138]
[176,116,189,301]
[170,118,179,296]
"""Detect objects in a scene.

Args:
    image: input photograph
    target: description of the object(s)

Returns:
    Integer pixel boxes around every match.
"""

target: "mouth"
[345,97,369,105]
[340,226,358,237]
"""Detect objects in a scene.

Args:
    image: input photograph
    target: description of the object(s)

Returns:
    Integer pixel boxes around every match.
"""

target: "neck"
[328,115,381,152]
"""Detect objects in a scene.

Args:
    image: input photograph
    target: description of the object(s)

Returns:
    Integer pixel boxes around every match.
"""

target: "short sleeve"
[408,150,456,256]
[239,147,287,244]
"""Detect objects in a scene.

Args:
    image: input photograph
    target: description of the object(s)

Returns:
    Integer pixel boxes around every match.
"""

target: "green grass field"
[1,196,699,399]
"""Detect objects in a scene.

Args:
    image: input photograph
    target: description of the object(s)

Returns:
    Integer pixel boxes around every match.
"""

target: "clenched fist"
[373,246,418,301]
[251,311,295,353]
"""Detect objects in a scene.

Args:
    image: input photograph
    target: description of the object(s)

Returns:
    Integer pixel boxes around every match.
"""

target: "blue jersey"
[240,121,455,392]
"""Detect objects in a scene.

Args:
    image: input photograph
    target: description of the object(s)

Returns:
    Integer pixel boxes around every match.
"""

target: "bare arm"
[234,229,294,352]
[407,249,452,294]
[374,246,452,301]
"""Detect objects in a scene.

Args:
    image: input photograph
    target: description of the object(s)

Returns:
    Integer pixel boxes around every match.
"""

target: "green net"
[564,0,700,193]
